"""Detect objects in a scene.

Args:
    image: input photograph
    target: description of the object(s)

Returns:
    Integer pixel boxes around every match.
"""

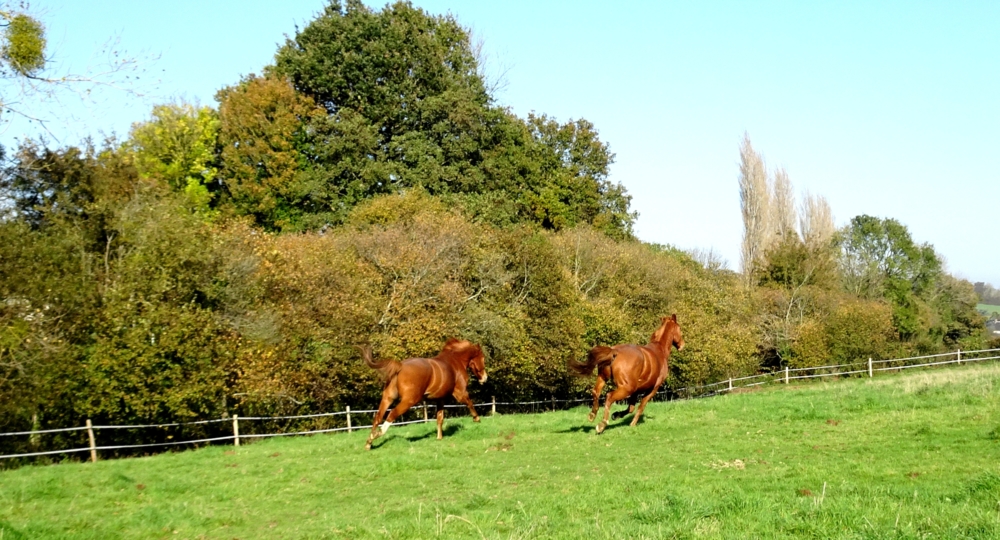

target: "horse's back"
[399,357,455,399]
[610,344,663,390]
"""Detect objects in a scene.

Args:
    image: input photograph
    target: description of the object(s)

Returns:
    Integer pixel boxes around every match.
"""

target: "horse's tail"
[568,346,616,376]
[359,345,402,385]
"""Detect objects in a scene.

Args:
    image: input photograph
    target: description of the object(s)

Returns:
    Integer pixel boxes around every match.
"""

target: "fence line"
[3,347,1000,462]
[0,426,89,437]
[92,418,231,429]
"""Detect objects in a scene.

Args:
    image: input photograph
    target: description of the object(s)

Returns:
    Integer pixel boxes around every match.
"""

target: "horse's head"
[442,338,488,383]
[653,314,685,352]
[468,344,487,383]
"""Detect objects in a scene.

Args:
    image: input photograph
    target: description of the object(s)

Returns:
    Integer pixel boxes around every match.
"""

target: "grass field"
[979,303,1000,316]
[2,364,1000,539]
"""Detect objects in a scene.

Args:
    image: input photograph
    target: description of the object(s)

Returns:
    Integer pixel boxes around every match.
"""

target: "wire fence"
[2,347,998,463]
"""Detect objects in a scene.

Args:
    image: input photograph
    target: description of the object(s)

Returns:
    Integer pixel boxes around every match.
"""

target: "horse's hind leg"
[630,383,663,427]
[366,390,396,450]
[367,392,419,449]
[588,366,610,422]
[597,386,632,435]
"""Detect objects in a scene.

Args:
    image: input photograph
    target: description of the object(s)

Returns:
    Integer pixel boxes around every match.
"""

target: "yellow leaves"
[126,103,221,205]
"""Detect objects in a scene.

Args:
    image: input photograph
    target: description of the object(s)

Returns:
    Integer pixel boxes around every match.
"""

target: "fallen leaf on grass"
[708,459,745,471]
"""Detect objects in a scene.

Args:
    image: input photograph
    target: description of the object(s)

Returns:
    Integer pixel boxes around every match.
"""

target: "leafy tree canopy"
[838,214,982,345]
[233,0,638,236]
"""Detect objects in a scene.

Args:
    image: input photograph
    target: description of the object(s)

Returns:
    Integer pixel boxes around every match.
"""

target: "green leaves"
[265,1,634,237]
[1,12,46,76]
[127,104,220,212]
[836,214,983,349]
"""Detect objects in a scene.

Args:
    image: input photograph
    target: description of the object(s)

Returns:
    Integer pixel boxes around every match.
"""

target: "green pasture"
[979,304,1000,316]
[2,364,1000,539]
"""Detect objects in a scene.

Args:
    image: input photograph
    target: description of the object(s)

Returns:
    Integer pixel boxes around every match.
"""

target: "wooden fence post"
[29,413,39,449]
[784,367,789,384]
[423,401,429,422]
[957,349,962,364]
[728,378,733,392]
[232,415,240,447]
[86,419,97,463]
[491,396,496,416]
[868,358,873,378]
[346,406,352,432]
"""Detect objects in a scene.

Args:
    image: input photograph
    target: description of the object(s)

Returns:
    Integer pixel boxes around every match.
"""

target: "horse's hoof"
[596,422,606,434]
[365,443,372,450]
[587,412,596,422]
[473,417,480,423]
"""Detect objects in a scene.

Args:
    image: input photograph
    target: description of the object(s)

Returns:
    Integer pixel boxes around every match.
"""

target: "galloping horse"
[569,315,685,434]
[361,338,487,450]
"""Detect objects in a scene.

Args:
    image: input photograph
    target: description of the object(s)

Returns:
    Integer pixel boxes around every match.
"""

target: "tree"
[216,74,327,230]
[839,216,938,300]
[738,133,770,284]
[838,215,942,340]
[521,114,633,238]
[799,191,835,249]
[126,103,220,212]
[267,0,634,237]
[771,167,796,241]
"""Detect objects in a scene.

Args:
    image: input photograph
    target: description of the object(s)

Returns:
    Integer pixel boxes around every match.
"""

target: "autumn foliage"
[0,1,987,459]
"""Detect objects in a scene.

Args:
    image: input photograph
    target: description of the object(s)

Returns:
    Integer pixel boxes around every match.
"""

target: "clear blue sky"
[7,1,999,286]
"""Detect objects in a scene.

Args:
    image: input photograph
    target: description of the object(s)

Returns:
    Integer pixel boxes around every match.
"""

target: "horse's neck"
[650,327,673,357]
[437,354,470,377]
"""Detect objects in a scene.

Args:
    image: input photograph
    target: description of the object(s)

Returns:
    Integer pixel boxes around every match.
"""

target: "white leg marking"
[380,421,392,435]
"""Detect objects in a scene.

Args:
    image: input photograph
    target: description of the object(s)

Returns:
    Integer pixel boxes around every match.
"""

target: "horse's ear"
[671,313,678,322]
[445,337,460,346]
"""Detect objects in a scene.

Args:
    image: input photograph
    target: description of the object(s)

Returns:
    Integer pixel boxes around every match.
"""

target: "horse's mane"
[650,322,667,345]
[650,316,677,347]
[436,338,481,364]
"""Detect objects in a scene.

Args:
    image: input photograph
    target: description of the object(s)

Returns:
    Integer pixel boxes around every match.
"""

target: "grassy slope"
[2,365,1000,539]
[979,303,1000,316]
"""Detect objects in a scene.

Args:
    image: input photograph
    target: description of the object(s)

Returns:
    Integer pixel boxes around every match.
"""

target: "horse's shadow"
[556,413,650,434]
[368,423,464,449]
[405,424,462,442]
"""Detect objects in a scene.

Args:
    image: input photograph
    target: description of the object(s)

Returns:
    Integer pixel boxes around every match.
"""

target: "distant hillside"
[979,304,1000,317]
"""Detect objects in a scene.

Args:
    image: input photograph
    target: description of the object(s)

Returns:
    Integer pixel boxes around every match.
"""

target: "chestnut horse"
[569,315,685,434]
[361,338,486,450]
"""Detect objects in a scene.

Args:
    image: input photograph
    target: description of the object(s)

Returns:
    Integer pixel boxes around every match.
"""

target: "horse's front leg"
[435,403,445,440]
[612,394,637,420]
[630,380,663,427]
[453,389,480,423]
